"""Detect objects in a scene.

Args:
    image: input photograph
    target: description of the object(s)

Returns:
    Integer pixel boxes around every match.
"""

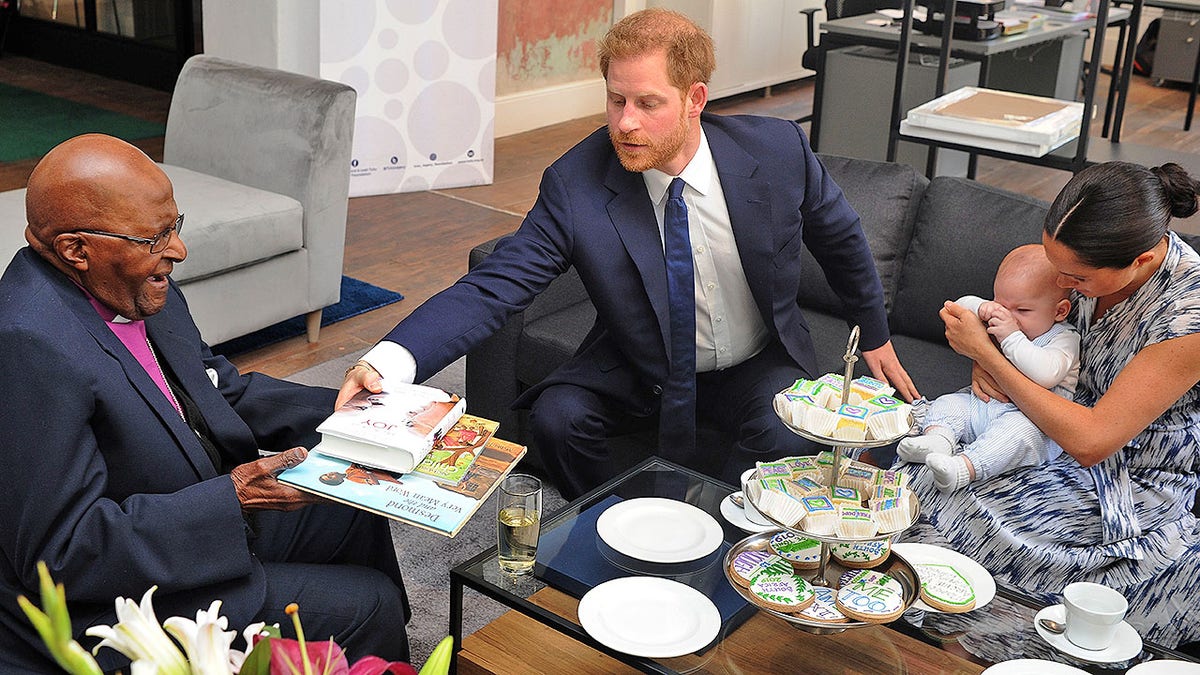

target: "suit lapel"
[705,119,776,324]
[604,155,672,356]
[49,274,218,479]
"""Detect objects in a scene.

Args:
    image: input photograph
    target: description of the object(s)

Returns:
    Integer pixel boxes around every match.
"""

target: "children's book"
[278,436,527,537]
[314,384,466,474]
[410,415,500,485]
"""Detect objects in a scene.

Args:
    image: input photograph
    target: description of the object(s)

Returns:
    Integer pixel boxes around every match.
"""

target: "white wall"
[201,0,319,77]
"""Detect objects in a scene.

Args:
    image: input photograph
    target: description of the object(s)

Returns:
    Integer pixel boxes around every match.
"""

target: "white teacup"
[1062,582,1128,651]
[739,468,770,526]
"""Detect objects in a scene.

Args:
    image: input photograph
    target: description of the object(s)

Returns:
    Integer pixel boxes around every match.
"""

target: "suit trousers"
[249,503,411,662]
[532,340,824,499]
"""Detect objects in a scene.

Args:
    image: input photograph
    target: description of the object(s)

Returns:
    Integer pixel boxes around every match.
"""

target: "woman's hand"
[940,300,998,361]
[970,362,1009,403]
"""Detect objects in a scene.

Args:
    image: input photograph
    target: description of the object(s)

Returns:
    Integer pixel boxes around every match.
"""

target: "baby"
[897,244,1080,492]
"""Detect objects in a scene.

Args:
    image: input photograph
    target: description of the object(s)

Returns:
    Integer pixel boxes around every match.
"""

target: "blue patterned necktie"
[661,177,697,458]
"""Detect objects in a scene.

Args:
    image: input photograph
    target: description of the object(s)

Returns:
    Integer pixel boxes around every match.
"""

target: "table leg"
[1188,42,1200,131]
[449,573,464,675]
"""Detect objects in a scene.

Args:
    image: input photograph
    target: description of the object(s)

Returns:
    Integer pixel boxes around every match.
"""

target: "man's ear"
[52,233,90,271]
[686,81,708,118]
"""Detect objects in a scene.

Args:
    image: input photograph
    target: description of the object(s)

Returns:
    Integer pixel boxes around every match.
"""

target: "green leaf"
[418,635,454,675]
[239,636,274,675]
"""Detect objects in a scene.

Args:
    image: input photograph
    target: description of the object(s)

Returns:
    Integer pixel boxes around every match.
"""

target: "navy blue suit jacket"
[387,114,889,415]
[0,249,336,670]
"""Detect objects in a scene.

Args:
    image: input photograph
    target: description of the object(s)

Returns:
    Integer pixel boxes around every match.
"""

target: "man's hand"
[229,447,319,512]
[861,340,920,402]
[335,360,383,408]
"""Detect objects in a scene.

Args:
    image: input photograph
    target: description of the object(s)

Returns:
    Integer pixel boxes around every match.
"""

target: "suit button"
[652,385,663,395]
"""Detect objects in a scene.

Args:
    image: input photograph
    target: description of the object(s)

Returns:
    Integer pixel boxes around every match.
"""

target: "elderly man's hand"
[335,360,384,409]
[230,447,319,511]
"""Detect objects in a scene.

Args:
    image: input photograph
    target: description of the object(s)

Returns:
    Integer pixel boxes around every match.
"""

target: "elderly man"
[0,134,408,671]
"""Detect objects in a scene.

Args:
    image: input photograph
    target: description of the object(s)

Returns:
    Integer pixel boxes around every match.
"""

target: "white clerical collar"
[644,126,716,204]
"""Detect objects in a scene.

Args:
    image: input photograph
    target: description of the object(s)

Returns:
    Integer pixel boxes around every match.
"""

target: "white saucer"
[596,498,724,563]
[891,542,996,613]
[982,659,1088,674]
[719,492,774,533]
[1034,605,1143,664]
[578,577,721,658]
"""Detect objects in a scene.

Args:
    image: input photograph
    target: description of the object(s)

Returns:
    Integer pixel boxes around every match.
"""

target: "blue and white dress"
[900,232,1200,648]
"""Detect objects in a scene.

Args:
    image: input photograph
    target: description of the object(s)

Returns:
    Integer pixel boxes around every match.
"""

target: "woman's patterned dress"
[900,232,1200,647]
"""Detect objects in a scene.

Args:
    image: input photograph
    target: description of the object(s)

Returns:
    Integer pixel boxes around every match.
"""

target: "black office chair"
[797,0,904,124]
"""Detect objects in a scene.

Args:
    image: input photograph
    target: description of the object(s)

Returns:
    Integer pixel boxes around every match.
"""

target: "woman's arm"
[940,301,1200,467]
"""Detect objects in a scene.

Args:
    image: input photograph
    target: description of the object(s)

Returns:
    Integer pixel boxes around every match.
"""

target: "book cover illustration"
[278,437,526,537]
[315,384,466,473]
[411,415,500,485]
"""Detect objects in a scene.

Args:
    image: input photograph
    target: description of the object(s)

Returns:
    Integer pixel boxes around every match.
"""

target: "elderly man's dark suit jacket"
[386,113,889,418]
[0,248,336,670]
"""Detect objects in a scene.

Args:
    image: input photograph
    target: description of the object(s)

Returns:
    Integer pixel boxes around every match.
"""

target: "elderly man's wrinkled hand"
[335,360,383,409]
[230,447,319,512]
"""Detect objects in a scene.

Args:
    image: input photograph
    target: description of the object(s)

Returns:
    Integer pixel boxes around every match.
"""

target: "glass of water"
[497,473,541,575]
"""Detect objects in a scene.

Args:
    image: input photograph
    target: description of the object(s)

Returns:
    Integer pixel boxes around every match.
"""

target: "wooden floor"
[4,54,1200,379]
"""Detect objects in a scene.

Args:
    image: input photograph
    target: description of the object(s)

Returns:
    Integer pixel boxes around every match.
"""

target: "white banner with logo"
[319,1,497,197]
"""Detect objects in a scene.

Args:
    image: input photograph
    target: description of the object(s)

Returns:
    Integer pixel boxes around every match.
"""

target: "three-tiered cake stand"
[726,327,923,633]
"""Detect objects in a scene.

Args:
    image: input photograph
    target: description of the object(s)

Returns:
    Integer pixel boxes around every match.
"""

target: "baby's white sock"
[927,453,972,493]
[896,431,954,464]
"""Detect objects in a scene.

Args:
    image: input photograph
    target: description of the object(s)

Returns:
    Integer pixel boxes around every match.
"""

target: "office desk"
[811,7,1130,156]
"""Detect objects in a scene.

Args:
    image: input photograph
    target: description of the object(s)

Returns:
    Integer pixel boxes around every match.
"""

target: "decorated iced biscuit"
[729,550,795,587]
[757,488,807,527]
[849,375,894,404]
[866,408,911,440]
[749,572,816,613]
[874,469,910,489]
[916,563,977,613]
[786,476,824,498]
[831,539,892,569]
[836,569,906,622]
[769,531,823,569]
[835,506,878,538]
[863,394,904,413]
[870,485,907,509]
[796,585,849,624]
[840,465,878,493]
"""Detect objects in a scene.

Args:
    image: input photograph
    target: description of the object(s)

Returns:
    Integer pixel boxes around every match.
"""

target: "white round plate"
[982,659,1089,674]
[1035,605,1143,664]
[892,542,996,613]
[1127,660,1200,674]
[596,498,724,563]
[578,577,721,658]
[719,492,774,534]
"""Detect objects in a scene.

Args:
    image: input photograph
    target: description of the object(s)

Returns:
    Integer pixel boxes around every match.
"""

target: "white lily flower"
[229,621,268,672]
[84,586,189,675]
[164,600,239,675]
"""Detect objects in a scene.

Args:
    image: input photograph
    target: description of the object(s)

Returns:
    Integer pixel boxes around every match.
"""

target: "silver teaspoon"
[727,493,745,508]
[1039,618,1066,634]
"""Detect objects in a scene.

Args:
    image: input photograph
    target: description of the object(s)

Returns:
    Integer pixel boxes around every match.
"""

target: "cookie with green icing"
[916,563,976,612]
[830,538,891,569]
[728,549,795,587]
[835,569,905,622]
[795,585,849,624]
[768,531,823,569]
[749,572,816,613]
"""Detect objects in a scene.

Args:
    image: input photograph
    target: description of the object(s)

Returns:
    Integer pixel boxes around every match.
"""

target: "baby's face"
[993,272,1067,339]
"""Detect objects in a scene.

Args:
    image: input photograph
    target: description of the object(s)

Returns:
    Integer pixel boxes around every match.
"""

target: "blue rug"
[211,276,403,357]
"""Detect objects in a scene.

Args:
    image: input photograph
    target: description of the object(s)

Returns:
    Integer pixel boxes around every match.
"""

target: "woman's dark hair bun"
[1151,163,1200,219]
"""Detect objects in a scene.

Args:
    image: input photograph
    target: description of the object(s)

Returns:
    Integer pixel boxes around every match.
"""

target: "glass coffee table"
[449,457,1197,674]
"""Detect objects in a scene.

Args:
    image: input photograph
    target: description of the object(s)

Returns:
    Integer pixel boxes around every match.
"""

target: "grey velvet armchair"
[0,54,357,346]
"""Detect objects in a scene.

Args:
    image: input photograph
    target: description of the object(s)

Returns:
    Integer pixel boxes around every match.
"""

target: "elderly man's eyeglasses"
[76,214,185,254]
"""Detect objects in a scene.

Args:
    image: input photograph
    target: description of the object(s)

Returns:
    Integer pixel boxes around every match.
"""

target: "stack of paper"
[901,86,1084,157]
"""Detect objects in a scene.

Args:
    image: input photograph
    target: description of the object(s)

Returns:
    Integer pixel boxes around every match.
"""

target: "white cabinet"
[649,0,823,99]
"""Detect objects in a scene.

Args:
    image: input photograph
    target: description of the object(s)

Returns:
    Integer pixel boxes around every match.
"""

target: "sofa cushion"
[890,177,1049,343]
[159,164,303,283]
[517,300,597,387]
[800,154,929,313]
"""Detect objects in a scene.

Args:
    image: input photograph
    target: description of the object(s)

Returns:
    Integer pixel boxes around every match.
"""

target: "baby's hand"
[976,300,1004,322]
[983,305,1019,341]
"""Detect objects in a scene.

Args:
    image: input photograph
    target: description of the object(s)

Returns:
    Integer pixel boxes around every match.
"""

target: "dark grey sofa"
[463,154,1197,474]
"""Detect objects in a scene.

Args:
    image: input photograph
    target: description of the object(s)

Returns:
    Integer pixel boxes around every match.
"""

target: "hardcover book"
[411,415,500,485]
[278,436,527,537]
[904,86,1083,146]
[314,384,466,474]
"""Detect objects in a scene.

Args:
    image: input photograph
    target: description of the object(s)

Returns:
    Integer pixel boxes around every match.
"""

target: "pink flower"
[266,636,417,675]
